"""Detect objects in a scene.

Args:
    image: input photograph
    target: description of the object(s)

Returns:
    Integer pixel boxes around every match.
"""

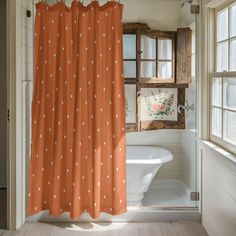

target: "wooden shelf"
[138,82,188,88]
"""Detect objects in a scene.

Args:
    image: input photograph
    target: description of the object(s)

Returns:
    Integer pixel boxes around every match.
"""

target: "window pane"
[158,62,172,78]
[124,61,136,78]
[212,107,222,137]
[230,39,236,71]
[141,35,156,60]
[230,4,236,37]
[123,34,136,59]
[217,8,228,42]
[223,78,236,110]
[217,41,228,72]
[158,39,172,60]
[212,78,222,106]
[224,110,236,144]
[141,61,156,78]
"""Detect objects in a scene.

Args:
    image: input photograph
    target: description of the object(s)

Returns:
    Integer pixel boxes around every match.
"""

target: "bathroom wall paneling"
[121,0,182,31]
[201,142,236,236]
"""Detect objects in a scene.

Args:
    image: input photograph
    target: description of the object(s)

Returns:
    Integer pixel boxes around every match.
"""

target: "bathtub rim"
[126,145,173,164]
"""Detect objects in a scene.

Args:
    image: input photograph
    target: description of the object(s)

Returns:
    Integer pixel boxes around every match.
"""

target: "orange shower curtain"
[27,0,126,219]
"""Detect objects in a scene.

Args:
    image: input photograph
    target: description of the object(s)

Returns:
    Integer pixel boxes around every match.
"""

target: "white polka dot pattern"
[28,0,126,220]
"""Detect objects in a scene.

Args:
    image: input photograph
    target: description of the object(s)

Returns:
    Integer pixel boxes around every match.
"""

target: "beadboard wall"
[122,0,182,31]
[201,142,236,236]
[60,0,182,31]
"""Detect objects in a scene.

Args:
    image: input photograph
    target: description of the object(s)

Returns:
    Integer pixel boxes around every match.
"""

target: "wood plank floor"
[1,222,208,236]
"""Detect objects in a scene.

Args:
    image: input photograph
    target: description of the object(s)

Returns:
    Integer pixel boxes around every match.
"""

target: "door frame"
[7,0,25,230]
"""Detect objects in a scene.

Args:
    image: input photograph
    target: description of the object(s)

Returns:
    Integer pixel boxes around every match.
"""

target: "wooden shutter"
[176,28,192,84]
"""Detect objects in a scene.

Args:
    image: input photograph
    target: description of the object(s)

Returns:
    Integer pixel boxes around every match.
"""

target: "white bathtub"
[126,145,173,206]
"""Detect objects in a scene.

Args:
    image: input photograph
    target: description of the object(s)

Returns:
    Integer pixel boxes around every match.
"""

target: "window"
[123,23,191,132]
[210,2,236,153]
[216,4,236,72]
[140,35,174,81]
[123,30,175,84]
[123,34,137,81]
[123,32,137,131]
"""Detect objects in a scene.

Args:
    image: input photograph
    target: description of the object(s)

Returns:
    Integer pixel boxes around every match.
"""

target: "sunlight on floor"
[61,222,129,231]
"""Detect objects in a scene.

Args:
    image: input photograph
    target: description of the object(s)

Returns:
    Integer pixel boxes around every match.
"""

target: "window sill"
[200,140,236,165]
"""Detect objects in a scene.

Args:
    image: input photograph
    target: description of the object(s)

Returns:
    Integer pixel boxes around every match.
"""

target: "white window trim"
[209,0,236,155]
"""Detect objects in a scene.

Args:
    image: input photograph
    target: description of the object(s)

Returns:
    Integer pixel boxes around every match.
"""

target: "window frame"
[139,32,176,83]
[210,0,236,154]
[123,27,139,131]
[123,23,187,132]
[123,33,137,84]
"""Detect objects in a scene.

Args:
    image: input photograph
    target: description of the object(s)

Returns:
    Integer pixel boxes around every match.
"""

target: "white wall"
[122,0,182,31]
[0,0,7,188]
[62,0,182,31]
[201,142,236,236]
[180,0,198,27]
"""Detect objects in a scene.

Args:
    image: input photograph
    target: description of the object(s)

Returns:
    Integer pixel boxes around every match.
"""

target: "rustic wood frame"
[138,84,185,130]
[123,25,140,131]
[123,23,188,132]
[176,27,192,84]
[138,30,176,84]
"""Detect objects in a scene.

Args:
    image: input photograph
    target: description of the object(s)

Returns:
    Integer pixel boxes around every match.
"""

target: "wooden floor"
[0,222,208,236]
[0,188,208,236]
